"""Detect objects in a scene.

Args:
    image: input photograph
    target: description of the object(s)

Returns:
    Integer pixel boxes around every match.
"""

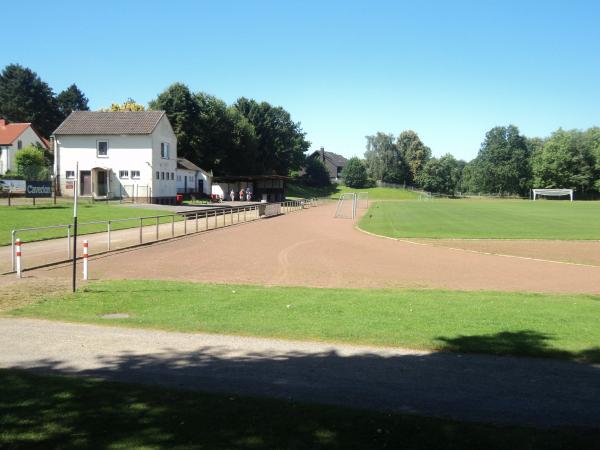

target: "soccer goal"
[357,192,369,209]
[334,193,357,219]
[532,189,573,202]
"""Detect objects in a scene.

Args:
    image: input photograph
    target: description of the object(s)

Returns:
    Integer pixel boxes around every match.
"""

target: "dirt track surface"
[411,238,600,267]
[8,202,600,294]
[2,317,599,429]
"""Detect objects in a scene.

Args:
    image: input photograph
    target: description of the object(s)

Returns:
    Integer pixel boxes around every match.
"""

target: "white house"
[53,111,178,203]
[0,119,49,175]
[176,157,212,195]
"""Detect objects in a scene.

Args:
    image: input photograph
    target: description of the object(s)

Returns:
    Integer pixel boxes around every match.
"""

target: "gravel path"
[1,317,599,429]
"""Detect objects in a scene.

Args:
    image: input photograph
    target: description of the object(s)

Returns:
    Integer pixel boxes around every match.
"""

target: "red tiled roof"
[0,121,30,145]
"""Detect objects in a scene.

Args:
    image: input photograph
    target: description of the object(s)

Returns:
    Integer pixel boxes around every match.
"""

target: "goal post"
[334,193,357,219]
[532,189,573,202]
[357,192,369,209]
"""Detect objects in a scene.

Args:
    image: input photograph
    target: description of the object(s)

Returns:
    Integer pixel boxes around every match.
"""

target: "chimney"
[0,119,6,127]
[320,146,325,162]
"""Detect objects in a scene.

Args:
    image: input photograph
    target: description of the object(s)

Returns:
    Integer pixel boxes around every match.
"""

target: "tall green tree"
[417,154,460,195]
[342,157,368,188]
[0,64,62,137]
[364,132,407,183]
[396,130,431,185]
[469,125,531,195]
[234,97,309,175]
[531,129,595,193]
[100,98,145,111]
[303,157,330,187]
[15,146,48,180]
[56,84,89,117]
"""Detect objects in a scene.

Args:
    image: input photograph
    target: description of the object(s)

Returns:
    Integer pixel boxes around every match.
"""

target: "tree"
[417,154,460,195]
[469,125,531,195]
[531,129,595,193]
[234,97,310,175]
[15,146,47,180]
[364,132,407,183]
[342,157,368,188]
[57,83,89,117]
[396,130,431,185]
[101,98,145,111]
[0,64,62,137]
[304,157,330,186]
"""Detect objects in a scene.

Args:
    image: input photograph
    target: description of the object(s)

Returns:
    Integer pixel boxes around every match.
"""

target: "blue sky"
[2,0,599,161]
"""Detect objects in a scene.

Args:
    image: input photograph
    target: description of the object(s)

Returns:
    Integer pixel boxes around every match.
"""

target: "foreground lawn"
[10,280,600,362]
[1,370,596,450]
[287,183,420,201]
[360,199,600,239]
[0,203,180,246]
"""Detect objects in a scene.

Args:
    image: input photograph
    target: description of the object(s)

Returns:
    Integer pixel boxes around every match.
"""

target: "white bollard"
[82,240,89,280]
[15,238,22,278]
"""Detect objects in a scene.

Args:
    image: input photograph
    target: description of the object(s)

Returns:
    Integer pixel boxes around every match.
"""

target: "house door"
[80,171,92,196]
[96,171,107,196]
[198,180,203,193]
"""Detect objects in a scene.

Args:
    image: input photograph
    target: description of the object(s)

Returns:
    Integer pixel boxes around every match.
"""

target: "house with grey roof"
[53,111,178,203]
[309,147,348,181]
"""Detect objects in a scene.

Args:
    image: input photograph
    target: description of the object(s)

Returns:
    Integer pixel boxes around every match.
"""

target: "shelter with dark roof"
[52,111,178,204]
[308,147,348,181]
[0,119,49,175]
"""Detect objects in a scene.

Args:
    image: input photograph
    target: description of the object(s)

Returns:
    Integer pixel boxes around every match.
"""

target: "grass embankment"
[360,199,600,240]
[0,203,181,246]
[10,280,600,362]
[287,183,419,200]
[2,370,595,450]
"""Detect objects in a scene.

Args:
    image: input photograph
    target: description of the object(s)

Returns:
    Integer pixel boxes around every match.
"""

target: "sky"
[2,0,599,161]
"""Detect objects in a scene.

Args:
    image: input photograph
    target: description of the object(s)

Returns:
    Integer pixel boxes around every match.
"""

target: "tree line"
[352,125,600,196]
[0,64,310,176]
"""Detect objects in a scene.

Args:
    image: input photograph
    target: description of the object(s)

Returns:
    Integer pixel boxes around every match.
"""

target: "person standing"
[230,189,235,202]
[246,189,252,201]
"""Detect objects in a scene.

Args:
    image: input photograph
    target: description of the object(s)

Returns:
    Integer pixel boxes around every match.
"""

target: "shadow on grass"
[435,330,600,364]
[2,332,600,449]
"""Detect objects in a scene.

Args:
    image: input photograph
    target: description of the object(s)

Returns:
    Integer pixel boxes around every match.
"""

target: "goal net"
[532,189,573,201]
[334,193,357,219]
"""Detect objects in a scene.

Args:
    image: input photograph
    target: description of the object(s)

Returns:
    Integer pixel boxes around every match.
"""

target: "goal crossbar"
[532,189,573,201]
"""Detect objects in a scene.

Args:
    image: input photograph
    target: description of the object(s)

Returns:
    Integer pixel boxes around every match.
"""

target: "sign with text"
[25,181,52,198]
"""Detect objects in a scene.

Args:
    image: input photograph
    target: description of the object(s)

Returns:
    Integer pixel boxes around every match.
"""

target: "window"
[171,172,175,180]
[161,172,165,180]
[131,170,140,179]
[17,140,22,150]
[66,170,75,179]
[160,142,169,159]
[119,170,129,178]
[156,171,160,180]
[97,140,108,157]
[188,175,193,181]
[177,175,181,181]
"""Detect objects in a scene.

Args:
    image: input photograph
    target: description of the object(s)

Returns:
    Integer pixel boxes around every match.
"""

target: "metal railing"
[10,204,261,271]
[280,198,319,213]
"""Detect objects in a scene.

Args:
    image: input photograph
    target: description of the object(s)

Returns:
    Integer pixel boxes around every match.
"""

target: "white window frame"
[97,140,109,157]
[131,170,141,179]
[119,170,129,179]
[66,170,75,179]
[160,142,169,159]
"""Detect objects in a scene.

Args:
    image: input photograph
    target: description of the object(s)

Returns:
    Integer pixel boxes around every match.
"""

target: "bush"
[342,157,368,188]
[304,157,331,186]
[15,146,48,181]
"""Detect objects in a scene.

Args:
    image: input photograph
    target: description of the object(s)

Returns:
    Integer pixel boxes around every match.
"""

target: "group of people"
[230,188,253,202]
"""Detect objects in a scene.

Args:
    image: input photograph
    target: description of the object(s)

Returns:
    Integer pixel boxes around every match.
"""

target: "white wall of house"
[0,127,46,175]
[176,168,196,193]
[54,116,177,200]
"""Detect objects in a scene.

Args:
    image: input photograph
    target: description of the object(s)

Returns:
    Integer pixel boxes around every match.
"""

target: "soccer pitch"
[359,199,600,240]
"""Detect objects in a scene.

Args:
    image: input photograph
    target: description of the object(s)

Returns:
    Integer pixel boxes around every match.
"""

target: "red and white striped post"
[15,238,22,278]
[82,240,89,280]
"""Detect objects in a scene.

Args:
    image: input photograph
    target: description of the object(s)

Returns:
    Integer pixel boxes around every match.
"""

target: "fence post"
[184,215,187,234]
[195,212,199,232]
[107,221,111,251]
[156,216,159,240]
[15,238,21,278]
[214,210,217,229]
[67,224,71,259]
[82,240,89,280]
[171,215,175,237]
[139,218,143,244]
[11,230,15,271]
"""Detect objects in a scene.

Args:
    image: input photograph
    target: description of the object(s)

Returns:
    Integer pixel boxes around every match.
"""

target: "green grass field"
[9,280,600,362]
[0,203,180,246]
[3,370,594,450]
[287,183,419,200]
[359,199,600,239]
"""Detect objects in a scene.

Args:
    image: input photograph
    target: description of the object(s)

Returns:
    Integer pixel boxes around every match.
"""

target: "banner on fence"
[25,181,52,198]
[0,179,26,194]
